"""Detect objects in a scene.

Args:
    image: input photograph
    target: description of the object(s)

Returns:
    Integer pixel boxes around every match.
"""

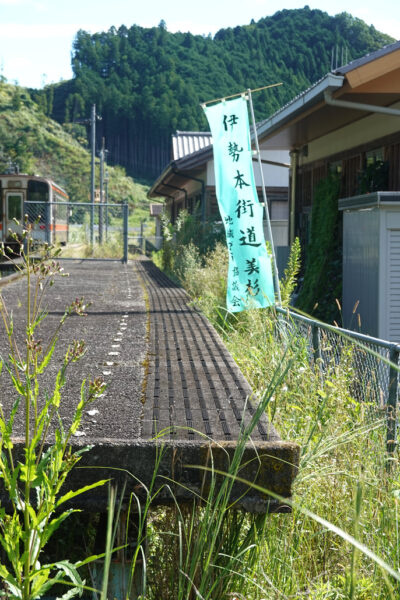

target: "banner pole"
[201,82,282,107]
[247,88,282,306]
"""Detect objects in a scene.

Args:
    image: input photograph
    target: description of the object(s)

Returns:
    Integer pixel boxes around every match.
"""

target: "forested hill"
[40,7,394,179]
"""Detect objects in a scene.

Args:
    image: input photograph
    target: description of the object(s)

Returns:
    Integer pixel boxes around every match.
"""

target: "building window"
[359,148,388,193]
[329,160,342,175]
[365,147,384,165]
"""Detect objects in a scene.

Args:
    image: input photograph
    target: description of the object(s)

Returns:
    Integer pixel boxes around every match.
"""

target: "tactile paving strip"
[136,259,279,443]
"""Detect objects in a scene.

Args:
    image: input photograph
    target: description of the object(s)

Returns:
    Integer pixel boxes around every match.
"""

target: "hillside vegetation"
[0,80,148,209]
[38,7,394,178]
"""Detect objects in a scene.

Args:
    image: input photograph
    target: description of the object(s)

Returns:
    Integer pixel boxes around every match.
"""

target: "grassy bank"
[0,81,151,219]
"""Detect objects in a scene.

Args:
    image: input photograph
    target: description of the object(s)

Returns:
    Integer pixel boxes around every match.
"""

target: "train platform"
[0,258,299,512]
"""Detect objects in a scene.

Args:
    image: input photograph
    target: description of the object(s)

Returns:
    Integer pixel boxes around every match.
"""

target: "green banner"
[204,96,275,312]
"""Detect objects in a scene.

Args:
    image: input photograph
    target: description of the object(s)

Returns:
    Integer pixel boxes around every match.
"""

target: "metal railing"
[276,306,400,453]
[24,201,129,262]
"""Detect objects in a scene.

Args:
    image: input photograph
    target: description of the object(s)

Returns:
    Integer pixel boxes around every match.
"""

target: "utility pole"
[105,168,109,203]
[75,105,101,245]
[90,104,96,205]
[99,137,105,244]
[88,104,101,244]
[105,167,109,240]
[90,104,96,245]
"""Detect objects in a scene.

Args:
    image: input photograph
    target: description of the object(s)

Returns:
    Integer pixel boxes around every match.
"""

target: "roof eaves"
[257,73,344,143]
[334,40,400,75]
[148,143,213,199]
[147,163,173,199]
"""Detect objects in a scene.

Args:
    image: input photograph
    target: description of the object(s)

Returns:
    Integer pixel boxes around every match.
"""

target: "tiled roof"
[172,131,212,160]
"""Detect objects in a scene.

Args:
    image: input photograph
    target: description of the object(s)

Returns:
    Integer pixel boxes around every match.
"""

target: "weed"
[0,222,107,599]
[157,240,400,599]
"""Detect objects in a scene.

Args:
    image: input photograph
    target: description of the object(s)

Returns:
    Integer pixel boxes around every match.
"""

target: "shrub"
[296,173,342,322]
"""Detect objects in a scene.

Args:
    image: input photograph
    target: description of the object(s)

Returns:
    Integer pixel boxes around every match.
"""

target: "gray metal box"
[339,192,400,341]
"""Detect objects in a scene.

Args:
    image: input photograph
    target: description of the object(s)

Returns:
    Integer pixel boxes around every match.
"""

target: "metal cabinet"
[339,192,400,341]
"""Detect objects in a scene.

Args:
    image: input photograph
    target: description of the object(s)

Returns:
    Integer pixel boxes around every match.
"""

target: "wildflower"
[65,340,86,363]
[88,377,107,400]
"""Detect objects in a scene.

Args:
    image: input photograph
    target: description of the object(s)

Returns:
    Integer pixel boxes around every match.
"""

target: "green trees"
[0,81,140,206]
[296,174,342,322]
[42,8,393,178]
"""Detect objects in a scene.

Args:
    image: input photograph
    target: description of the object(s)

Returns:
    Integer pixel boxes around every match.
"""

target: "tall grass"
[60,231,124,259]
[154,241,400,599]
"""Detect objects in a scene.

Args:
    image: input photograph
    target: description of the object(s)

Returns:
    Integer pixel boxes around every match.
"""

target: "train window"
[27,180,49,202]
[7,195,22,220]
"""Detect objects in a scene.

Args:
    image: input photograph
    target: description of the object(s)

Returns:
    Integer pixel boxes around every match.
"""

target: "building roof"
[172,131,212,160]
[257,40,400,151]
[257,73,345,148]
[334,39,400,75]
[148,142,213,200]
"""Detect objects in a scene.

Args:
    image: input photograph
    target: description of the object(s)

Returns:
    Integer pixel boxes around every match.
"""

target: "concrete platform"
[0,258,299,512]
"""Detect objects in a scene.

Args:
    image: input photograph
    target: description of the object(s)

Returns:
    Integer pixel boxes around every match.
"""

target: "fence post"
[47,202,51,245]
[387,345,399,455]
[311,324,322,369]
[122,202,128,264]
[90,203,94,246]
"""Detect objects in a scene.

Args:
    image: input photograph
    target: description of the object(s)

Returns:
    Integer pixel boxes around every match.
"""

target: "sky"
[0,0,399,89]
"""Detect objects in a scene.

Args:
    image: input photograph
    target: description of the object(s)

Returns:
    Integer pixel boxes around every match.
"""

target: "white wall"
[206,150,290,188]
[255,150,290,187]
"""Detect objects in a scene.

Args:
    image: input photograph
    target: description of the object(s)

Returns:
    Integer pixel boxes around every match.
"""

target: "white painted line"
[108,351,119,356]
[102,370,112,375]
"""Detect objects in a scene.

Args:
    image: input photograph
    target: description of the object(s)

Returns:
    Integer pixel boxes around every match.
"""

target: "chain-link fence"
[24,201,129,262]
[128,235,163,255]
[276,306,399,453]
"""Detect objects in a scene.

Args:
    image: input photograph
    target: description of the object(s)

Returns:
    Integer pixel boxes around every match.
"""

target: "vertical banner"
[204,96,275,312]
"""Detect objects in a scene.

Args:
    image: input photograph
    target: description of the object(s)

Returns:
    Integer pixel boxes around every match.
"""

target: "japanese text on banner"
[204,96,275,312]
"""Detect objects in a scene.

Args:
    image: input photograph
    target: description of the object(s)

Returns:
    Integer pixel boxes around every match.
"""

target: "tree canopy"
[44,8,393,178]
